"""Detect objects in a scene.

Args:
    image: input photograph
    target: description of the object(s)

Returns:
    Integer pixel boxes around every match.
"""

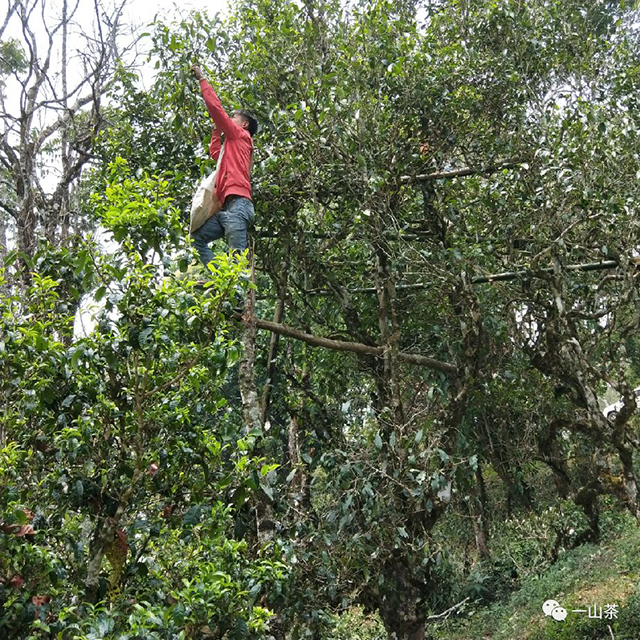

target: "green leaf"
[182,505,201,526]
[209,571,229,583]
[260,482,274,501]
[14,508,28,525]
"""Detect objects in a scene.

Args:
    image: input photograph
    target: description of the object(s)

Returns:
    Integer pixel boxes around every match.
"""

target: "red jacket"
[198,79,253,205]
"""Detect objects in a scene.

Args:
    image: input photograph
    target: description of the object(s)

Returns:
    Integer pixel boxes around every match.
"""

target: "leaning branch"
[0,200,17,219]
[300,260,625,296]
[233,313,458,375]
[401,159,526,184]
[0,0,17,41]
[470,260,620,284]
[426,597,471,622]
[34,93,95,151]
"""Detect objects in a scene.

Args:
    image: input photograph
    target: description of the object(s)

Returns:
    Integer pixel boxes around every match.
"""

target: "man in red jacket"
[189,65,258,265]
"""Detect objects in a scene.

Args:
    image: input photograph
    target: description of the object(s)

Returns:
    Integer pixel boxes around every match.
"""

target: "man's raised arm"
[190,65,241,140]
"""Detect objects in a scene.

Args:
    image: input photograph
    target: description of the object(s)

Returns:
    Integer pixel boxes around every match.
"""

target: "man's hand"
[190,65,205,81]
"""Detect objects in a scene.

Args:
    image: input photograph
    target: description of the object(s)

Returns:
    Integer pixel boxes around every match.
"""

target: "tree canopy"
[2,1,640,639]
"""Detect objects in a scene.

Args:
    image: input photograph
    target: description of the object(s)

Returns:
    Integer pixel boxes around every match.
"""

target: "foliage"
[4,0,640,638]
[328,606,386,640]
[0,39,26,77]
[0,169,288,637]
[437,511,640,640]
[89,0,640,636]
[89,156,184,258]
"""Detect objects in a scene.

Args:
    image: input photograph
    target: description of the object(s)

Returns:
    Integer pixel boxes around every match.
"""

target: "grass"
[434,515,640,640]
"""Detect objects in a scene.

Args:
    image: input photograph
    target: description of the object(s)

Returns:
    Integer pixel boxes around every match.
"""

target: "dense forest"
[2,0,640,638]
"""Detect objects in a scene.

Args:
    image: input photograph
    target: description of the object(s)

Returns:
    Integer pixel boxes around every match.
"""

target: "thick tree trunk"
[0,217,7,259]
[17,180,37,261]
[374,244,405,429]
[238,253,276,545]
[86,517,117,601]
[239,255,263,434]
[287,413,309,506]
[0,216,8,301]
[375,559,427,640]
[387,627,425,640]
[470,465,491,559]
[574,484,601,543]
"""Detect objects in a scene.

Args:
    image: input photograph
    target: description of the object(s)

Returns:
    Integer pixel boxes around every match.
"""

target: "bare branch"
[17,2,38,95]
[471,260,619,284]
[0,151,13,171]
[426,597,470,622]
[1,135,19,174]
[0,0,18,41]
[34,93,94,151]
[400,159,527,184]
[299,259,624,296]
[233,312,458,375]
[0,200,17,219]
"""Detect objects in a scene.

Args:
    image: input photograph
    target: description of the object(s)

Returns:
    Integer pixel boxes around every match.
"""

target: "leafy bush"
[613,587,640,638]
[328,607,386,640]
[485,501,591,595]
[0,174,286,638]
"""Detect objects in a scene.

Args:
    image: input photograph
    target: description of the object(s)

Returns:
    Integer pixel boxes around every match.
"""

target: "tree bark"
[470,465,491,559]
[374,243,405,429]
[233,313,457,375]
[260,244,290,425]
[239,269,263,434]
[374,555,429,640]
[239,252,276,545]
[401,158,527,184]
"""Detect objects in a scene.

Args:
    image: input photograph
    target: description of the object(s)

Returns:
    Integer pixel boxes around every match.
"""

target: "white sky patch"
[50,0,231,88]
[122,0,229,26]
[122,0,231,85]
[2,0,231,199]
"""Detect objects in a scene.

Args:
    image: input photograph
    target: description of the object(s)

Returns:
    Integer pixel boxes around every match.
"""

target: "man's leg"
[191,214,225,266]
[218,197,255,253]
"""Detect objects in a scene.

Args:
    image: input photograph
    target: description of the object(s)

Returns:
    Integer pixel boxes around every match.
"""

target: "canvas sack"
[189,145,224,235]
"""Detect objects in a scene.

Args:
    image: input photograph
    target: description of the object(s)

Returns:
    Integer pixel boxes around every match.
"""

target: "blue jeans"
[191,196,254,266]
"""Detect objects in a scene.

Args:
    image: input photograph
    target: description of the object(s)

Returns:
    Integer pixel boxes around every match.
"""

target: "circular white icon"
[542,600,560,616]
[551,606,567,621]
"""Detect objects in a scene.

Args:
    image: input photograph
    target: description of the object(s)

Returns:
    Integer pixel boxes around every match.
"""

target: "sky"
[2,0,230,116]
[85,0,231,86]
[121,0,229,33]
[121,0,229,87]
[126,0,226,19]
